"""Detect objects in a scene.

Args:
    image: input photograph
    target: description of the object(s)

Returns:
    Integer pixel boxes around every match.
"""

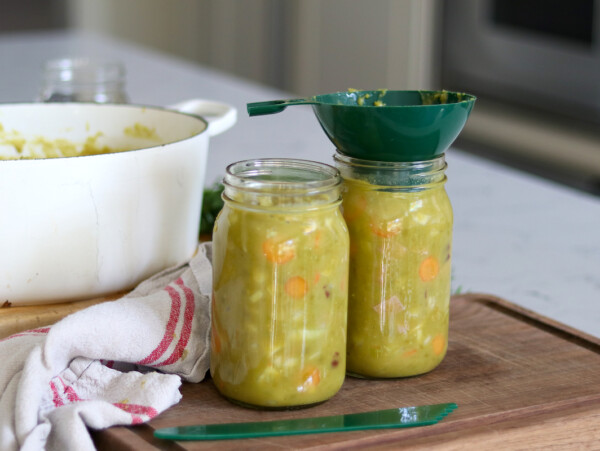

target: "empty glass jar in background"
[334,153,453,379]
[211,158,349,409]
[38,57,128,103]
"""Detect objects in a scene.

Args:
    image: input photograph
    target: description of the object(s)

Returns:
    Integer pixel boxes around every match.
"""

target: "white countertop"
[2,30,599,338]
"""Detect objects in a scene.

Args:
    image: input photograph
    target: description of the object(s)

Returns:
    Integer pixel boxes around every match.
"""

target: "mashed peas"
[0,122,160,159]
[341,176,452,378]
[211,192,349,408]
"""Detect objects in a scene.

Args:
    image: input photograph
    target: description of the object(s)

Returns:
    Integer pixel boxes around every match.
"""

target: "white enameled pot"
[0,100,236,305]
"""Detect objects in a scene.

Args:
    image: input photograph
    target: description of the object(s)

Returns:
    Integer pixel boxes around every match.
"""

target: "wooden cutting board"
[91,293,600,449]
[0,293,125,339]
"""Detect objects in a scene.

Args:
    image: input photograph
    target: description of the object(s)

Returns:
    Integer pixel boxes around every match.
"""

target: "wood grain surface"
[90,293,600,450]
[0,293,124,339]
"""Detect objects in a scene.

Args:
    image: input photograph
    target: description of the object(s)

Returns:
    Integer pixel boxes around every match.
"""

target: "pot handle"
[168,99,237,137]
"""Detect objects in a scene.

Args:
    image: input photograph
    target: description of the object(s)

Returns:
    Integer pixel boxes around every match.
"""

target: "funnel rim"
[313,89,476,109]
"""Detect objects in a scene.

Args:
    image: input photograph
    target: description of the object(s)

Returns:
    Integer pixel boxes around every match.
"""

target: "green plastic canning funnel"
[247,90,476,162]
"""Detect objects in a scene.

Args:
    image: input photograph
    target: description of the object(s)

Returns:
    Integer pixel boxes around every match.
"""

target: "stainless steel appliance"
[443,0,599,124]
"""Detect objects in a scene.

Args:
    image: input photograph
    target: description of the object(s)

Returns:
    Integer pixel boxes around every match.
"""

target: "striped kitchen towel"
[0,242,213,451]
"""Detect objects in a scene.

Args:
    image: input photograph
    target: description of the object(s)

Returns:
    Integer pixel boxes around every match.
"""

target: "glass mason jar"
[38,57,128,103]
[334,153,452,379]
[211,158,349,409]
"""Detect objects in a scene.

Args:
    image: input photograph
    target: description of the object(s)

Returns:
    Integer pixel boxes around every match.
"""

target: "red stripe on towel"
[155,278,195,367]
[49,381,64,407]
[131,415,144,425]
[0,327,51,342]
[113,402,159,423]
[136,284,182,365]
[55,377,85,404]
[63,384,84,403]
[29,327,51,334]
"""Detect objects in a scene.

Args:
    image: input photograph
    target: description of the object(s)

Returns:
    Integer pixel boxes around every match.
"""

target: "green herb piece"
[200,183,224,236]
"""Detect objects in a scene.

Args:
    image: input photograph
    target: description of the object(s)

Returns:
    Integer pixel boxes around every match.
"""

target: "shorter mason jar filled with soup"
[211,158,349,409]
[334,153,452,379]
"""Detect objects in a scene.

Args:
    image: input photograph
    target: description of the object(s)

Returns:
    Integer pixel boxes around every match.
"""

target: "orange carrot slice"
[285,276,308,298]
[432,334,446,355]
[262,238,295,264]
[370,218,402,238]
[302,366,321,388]
[314,229,322,248]
[419,256,439,281]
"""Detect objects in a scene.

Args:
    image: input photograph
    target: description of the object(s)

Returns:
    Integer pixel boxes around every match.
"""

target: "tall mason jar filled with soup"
[334,154,452,378]
[211,159,349,409]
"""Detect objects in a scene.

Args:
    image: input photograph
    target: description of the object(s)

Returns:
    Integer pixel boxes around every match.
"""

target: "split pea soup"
[211,158,349,409]
[335,153,452,378]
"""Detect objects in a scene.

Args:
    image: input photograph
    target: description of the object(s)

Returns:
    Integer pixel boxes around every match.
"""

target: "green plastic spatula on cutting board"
[154,402,457,441]
[247,90,476,162]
